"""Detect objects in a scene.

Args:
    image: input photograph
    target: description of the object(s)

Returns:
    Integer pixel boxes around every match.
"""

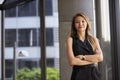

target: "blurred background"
[0,0,120,80]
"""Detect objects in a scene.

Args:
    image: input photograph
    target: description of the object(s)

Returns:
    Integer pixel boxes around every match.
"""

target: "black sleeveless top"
[72,35,94,56]
[71,36,101,80]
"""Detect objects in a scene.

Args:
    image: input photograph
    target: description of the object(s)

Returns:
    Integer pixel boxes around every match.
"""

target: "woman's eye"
[75,21,79,23]
[82,20,85,23]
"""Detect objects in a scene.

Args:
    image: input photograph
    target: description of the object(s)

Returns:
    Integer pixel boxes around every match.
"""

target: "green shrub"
[16,67,59,80]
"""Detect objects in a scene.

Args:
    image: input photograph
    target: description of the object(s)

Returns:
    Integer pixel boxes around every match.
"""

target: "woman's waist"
[73,64,96,70]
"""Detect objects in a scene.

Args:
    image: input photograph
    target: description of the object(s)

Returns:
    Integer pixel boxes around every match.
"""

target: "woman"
[66,13,103,80]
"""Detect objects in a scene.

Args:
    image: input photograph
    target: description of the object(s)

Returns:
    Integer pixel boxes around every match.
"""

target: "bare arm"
[76,38,103,63]
[66,36,95,66]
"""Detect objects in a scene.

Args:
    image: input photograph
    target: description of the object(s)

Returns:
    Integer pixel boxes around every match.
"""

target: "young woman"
[66,13,103,80]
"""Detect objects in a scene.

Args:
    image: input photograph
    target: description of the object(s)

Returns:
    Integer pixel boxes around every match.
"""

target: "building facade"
[0,0,59,79]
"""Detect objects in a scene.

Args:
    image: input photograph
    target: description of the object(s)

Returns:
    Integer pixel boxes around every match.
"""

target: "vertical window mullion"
[39,0,46,80]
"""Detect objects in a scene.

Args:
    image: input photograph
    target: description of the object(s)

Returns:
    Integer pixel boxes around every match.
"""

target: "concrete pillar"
[58,0,95,80]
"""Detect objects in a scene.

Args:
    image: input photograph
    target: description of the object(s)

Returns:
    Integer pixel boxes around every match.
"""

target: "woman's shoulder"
[66,35,78,43]
[66,36,73,42]
[65,36,73,46]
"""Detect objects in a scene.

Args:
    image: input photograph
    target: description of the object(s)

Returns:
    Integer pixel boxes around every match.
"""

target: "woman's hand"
[76,55,82,60]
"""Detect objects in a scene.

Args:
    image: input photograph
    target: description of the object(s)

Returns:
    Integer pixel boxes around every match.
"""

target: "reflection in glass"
[100,0,112,80]
[4,0,59,80]
[18,0,36,16]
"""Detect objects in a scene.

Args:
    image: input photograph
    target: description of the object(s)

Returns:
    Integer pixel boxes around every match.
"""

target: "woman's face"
[74,16,87,32]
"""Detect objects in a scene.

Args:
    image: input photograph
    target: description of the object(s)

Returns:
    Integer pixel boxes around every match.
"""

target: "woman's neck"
[77,32,86,41]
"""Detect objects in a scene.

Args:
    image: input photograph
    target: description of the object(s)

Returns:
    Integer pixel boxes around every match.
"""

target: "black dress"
[71,36,101,80]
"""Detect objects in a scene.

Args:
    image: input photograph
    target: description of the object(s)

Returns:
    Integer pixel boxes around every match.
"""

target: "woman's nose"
[79,22,82,25]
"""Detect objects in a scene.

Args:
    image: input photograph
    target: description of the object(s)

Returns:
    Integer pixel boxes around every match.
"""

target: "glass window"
[5,29,16,47]
[99,0,112,80]
[46,28,54,46]
[45,0,53,16]
[4,0,59,80]
[47,58,54,67]
[5,8,16,17]
[5,60,13,78]
[18,28,38,47]
[5,0,53,17]
[5,0,16,17]
[39,28,54,46]
[18,59,39,69]
[5,28,54,47]
[32,29,38,46]
[18,0,36,16]
[18,29,31,46]
[38,0,53,16]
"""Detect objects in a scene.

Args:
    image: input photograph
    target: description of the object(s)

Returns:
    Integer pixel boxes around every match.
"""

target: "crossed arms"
[66,37,103,66]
